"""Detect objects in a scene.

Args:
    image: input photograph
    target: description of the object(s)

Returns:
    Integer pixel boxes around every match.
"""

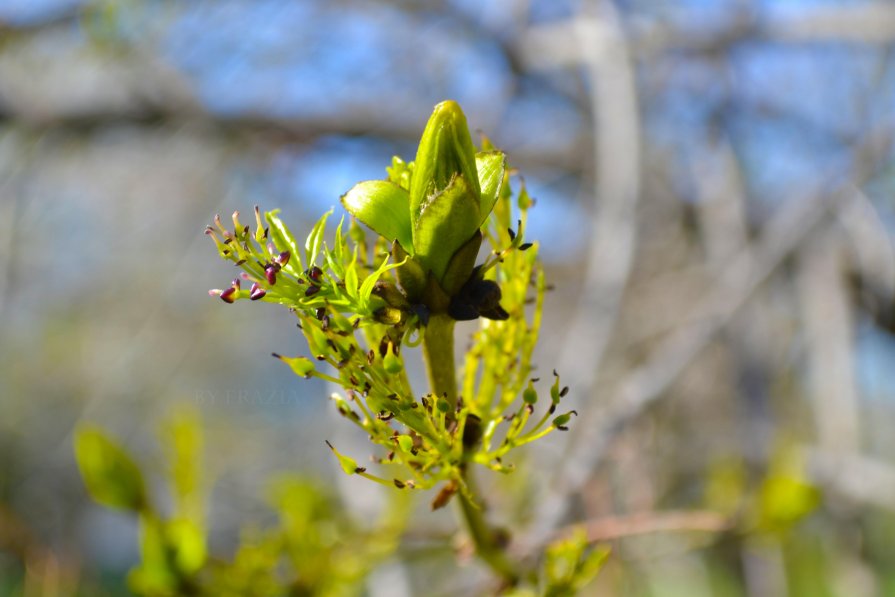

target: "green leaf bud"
[523,380,538,405]
[325,441,366,475]
[272,353,315,378]
[410,100,482,223]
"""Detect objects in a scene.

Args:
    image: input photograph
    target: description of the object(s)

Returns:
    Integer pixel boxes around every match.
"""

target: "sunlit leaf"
[341,180,413,249]
[475,151,506,222]
[412,175,481,281]
[265,210,304,274]
[305,209,333,266]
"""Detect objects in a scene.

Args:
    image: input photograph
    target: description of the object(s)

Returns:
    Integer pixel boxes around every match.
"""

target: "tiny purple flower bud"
[250,283,266,300]
[219,287,238,304]
[277,251,290,267]
[231,277,241,291]
[264,265,277,285]
[307,266,323,283]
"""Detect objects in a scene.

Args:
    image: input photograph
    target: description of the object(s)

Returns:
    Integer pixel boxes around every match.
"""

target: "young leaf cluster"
[206,141,575,506]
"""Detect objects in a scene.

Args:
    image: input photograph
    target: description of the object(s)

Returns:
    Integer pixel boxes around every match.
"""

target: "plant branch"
[422,313,519,585]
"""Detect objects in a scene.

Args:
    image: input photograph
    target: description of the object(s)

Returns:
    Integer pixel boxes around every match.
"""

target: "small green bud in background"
[523,380,538,405]
[75,426,148,512]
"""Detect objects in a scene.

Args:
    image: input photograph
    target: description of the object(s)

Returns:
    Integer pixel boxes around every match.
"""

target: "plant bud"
[250,283,266,301]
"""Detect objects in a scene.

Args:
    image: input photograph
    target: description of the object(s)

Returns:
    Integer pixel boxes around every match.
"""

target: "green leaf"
[386,155,414,191]
[440,230,482,296]
[392,240,426,301]
[475,150,506,222]
[412,175,481,281]
[305,209,333,266]
[344,261,359,298]
[74,426,148,512]
[410,101,482,227]
[265,210,304,274]
[359,254,409,311]
[341,180,413,249]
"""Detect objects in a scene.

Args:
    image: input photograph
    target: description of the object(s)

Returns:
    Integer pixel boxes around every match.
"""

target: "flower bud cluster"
[206,106,575,501]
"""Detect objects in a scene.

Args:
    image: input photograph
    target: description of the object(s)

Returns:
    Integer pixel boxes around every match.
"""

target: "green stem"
[422,313,519,585]
[422,314,459,410]
[458,470,520,585]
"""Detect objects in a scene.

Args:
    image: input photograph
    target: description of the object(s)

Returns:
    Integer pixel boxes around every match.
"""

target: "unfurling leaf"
[341,180,413,249]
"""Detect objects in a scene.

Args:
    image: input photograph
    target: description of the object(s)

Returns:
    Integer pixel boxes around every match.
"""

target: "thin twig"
[556,510,732,544]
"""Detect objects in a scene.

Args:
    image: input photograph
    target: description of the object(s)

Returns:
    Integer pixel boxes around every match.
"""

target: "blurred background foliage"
[2,0,895,595]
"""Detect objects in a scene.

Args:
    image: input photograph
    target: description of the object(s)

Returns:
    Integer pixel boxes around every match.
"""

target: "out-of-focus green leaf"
[162,409,204,524]
[74,426,147,512]
[757,474,821,533]
[128,515,178,595]
[167,518,206,575]
[543,528,609,597]
[341,180,413,249]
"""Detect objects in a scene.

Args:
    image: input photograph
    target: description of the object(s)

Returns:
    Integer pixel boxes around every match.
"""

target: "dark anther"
[507,227,516,241]
[305,285,321,297]
[519,242,533,251]
[560,386,569,398]
[315,307,326,320]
